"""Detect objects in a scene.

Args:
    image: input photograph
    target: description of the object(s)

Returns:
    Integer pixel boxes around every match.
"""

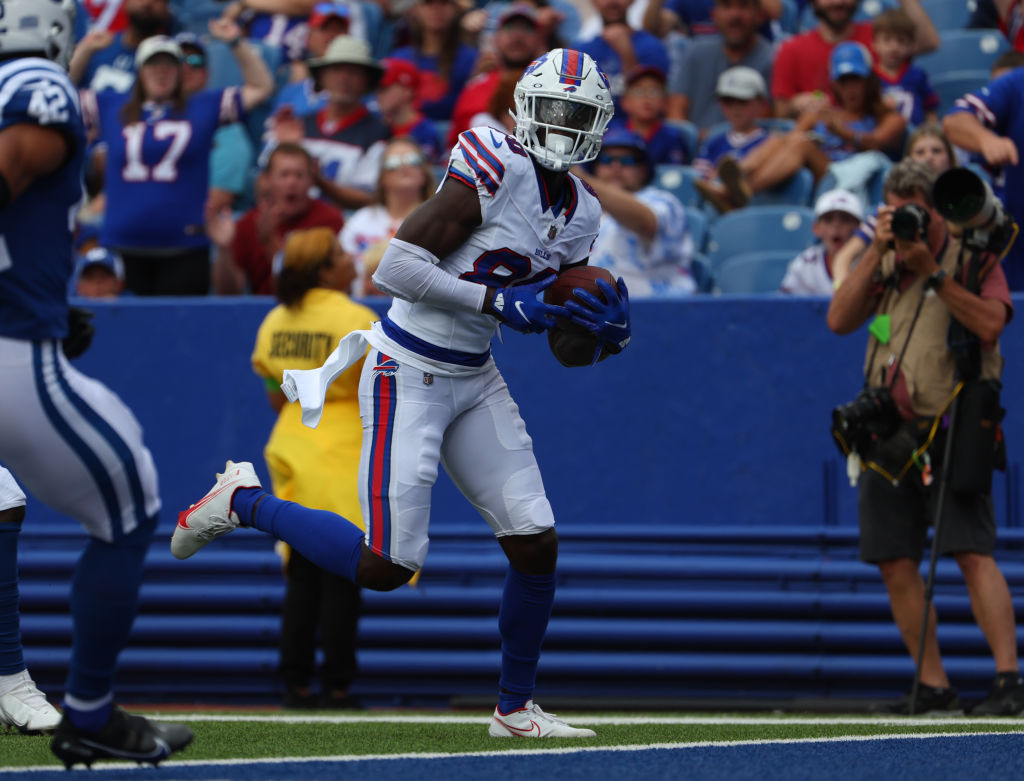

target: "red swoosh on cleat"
[495,717,541,737]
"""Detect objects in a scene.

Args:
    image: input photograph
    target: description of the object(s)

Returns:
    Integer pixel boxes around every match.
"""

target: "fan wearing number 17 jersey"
[0,0,192,768]
[79,25,272,295]
[174,49,631,738]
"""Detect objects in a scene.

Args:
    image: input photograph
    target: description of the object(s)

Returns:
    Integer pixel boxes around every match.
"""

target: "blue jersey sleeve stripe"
[457,140,498,195]
[464,130,505,180]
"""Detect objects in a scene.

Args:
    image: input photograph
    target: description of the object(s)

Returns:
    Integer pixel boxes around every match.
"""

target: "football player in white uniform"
[175,49,630,737]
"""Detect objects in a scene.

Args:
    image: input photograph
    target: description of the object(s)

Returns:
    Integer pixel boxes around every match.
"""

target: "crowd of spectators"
[65,0,1024,300]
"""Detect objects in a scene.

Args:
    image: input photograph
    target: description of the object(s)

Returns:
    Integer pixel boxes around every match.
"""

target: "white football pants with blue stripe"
[0,338,160,539]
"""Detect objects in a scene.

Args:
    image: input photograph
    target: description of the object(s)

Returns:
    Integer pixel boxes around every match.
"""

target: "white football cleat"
[488,700,596,738]
[171,461,261,560]
[0,669,61,734]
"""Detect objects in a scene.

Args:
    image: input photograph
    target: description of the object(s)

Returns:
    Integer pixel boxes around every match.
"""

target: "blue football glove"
[487,276,569,334]
[564,277,631,353]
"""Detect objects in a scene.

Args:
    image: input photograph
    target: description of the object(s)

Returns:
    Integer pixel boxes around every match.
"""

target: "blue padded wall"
[16,296,1024,705]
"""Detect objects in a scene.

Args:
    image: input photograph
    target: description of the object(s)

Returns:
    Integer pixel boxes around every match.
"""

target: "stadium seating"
[688,208,708,254]
[706,205,816,268]
[931,69,991,112]
[922,0,973,31]
[751,167,815,208]
[690,253,715,292]
[652,164,702,208]
[665,119,700,163]
[798,0,898,30]
[916,29,1008,79]
[712,250,795,293]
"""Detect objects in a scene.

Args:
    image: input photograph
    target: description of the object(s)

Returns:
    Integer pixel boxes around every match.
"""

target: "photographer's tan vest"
[864,234,1004,417]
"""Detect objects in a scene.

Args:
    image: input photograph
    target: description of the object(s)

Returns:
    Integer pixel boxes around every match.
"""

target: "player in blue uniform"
[174,49,631,738]
[944,70,1024,290]
[0,0,192,766]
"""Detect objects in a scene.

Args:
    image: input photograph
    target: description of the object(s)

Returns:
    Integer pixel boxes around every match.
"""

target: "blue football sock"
[65,515,155,703]
[233,488,364,583]
[63,692,113,733]
[497,566,556,713]
[0,521,25,676]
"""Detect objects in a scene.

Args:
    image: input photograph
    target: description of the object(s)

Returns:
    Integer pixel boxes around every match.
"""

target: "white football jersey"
[383,127,602,361]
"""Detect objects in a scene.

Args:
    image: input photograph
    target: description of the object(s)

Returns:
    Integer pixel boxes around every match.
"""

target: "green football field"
[4,711,1024,769]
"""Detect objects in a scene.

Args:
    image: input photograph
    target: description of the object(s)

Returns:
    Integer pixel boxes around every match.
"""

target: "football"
[543,266,618,367]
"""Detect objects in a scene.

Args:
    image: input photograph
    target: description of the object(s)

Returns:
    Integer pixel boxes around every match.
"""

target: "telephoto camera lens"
[891,204,930,242]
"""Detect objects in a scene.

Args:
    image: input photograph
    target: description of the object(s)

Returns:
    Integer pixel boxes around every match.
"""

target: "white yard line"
[131,712,1024,726]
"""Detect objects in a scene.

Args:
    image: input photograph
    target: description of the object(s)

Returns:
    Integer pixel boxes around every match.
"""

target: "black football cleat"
[50,705,193,769]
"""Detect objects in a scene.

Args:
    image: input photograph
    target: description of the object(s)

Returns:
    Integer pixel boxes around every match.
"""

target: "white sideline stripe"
[136,713,1024,726]
[2,730,1022,774]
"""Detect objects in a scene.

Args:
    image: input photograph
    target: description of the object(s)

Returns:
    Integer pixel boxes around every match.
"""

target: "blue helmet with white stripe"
[0,0,76,69]
[513,49,615,173]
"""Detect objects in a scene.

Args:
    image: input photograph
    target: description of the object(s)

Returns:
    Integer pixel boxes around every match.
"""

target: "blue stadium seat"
[814,157,892,211]
[931,69,991,112]
[713,250,796,294]
[916,29,1008,79]
[751,167,815,207]
[652,164,702,208]
[922,0,973,31]
[690,253,715,293]
[687,208,708,254]
[706,206,816,268]
[664,119,700,162]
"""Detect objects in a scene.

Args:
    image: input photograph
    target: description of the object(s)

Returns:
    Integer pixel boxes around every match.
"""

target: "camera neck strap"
[863,280,927,394]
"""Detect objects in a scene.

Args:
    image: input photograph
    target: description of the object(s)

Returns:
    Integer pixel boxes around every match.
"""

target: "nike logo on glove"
[514,301,529,320]
[604,320,629,329]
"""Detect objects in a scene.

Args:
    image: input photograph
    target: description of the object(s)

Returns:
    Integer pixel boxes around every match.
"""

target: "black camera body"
[832,386,902,456]
[891,203,931,242]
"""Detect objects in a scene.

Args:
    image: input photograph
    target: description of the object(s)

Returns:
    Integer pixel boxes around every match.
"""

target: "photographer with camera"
[827,159,1024,716]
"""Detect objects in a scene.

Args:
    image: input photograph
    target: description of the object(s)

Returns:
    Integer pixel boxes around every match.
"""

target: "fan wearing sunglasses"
[574,128,697,297]
[340,137,436,296]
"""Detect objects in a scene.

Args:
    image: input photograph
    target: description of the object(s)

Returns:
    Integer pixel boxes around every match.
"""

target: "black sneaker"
[969,673,1024,716]
[871,683,962,715]
[50,705,193,769]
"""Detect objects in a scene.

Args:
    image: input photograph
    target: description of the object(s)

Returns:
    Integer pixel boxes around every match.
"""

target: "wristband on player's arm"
[373,238,486,313]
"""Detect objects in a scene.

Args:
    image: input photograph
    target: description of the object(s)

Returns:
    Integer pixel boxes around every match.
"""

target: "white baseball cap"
[715,66,767,100]
[135,35,183,68]
[814,189,864,221]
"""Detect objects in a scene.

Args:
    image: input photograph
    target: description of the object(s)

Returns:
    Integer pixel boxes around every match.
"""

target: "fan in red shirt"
[771,0,938,119]
[210,143,344,295]
[446,4,547,148]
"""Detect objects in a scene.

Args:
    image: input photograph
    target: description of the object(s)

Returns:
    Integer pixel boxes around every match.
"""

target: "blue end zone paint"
[5,733,1024,780]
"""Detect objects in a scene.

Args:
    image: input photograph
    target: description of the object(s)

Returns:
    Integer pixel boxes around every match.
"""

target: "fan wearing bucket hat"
[577,128,697,297]
[268,35,389,211]
[69,0,176,93]
[770,0,938,120]
[80,19,274,295]
[779,189,863,294]
[694,43,905,214]
[272,2,353,118]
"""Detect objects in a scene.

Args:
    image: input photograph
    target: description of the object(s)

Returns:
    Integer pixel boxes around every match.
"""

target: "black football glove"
[62,306,95,360]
